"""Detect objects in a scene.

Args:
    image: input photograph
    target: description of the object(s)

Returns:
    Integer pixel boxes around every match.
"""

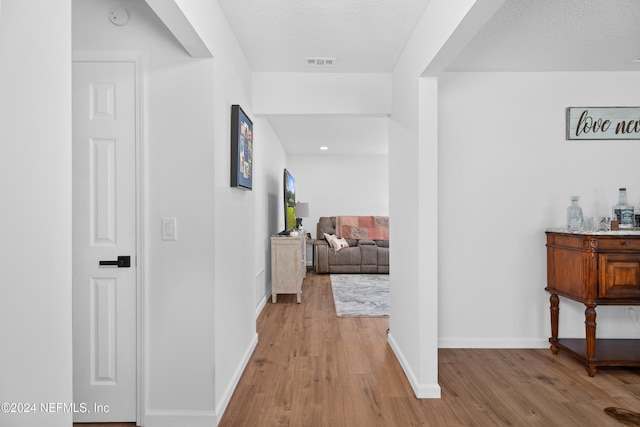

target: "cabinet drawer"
[599,253,640,298]
[597,238,640,251]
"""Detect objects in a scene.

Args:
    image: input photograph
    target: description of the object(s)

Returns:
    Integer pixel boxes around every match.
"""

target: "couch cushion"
[378,247,389,266]
[361,244,378,266]
[317,217,336,238]
[328,246,361,266]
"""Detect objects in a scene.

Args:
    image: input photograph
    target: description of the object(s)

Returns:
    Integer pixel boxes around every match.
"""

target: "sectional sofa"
[314,216,389,274]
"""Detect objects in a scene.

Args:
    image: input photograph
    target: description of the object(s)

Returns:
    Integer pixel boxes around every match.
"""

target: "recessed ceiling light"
[320,146,329,151]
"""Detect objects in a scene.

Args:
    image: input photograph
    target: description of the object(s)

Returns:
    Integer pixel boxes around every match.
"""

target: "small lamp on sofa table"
[295,202,309,230]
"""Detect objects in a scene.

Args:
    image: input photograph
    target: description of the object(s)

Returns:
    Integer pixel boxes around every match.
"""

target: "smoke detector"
[108,6,129,26]
[305,57,336,67]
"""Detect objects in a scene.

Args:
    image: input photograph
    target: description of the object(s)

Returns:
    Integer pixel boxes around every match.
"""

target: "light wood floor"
[73,424,134,427]
[73,273,640,427]
[219,272,640,427]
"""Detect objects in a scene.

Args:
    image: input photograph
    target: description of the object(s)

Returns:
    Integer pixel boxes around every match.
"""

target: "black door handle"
[99,256,131,268]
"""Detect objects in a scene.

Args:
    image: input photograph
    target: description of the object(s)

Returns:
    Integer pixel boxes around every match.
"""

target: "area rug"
[330,274,390,317]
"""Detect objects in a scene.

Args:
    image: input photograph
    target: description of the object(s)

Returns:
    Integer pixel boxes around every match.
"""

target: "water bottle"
[567,196,583,231]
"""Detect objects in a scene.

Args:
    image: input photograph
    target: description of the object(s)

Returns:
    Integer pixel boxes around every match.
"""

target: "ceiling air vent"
[305,57,336,67]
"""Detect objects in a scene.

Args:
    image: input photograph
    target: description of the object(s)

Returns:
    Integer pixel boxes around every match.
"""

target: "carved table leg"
[549,294,559,354]
[585,303,597,377]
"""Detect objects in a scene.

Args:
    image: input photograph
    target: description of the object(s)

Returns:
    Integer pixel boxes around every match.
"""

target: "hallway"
[219,273,640,426]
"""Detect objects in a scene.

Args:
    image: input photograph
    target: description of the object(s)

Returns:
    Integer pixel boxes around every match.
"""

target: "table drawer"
[596,238,640,251]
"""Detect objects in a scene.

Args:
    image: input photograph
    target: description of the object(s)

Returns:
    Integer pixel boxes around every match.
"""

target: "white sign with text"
[567,107,640,140]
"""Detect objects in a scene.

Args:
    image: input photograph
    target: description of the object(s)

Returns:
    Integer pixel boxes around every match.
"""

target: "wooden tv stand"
[271,233,306,303]
[546,229,640,376]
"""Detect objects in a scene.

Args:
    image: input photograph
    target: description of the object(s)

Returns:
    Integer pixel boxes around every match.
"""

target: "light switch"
[161,217,177,241]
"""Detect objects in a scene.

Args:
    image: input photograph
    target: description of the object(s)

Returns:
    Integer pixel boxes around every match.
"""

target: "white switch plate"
[161,217,177,241]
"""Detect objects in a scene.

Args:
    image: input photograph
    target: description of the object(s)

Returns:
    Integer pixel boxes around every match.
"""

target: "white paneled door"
[72,61,137,423]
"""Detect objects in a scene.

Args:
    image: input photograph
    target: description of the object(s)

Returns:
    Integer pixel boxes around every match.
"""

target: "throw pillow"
[324,233,349,251]
[323,233,337,247]
[331,237,349,252]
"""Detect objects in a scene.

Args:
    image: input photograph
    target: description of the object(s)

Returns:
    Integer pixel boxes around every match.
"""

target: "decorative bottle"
[613,188,634,229]
[567,196,583,231]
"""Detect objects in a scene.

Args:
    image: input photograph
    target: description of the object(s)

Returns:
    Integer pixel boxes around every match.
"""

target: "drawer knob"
[622,240,629,246]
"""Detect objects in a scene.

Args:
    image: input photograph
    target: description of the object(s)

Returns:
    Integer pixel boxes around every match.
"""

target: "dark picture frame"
[230,104,253,190]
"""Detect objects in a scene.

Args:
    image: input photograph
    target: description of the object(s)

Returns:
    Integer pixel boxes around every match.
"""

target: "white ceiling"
[448,0,640,72]
[267,116,389,156]
[216,0,431,73]
[217,0,640,155]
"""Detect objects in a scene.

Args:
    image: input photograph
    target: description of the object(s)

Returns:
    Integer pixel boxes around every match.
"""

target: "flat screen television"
[283,168,296,231]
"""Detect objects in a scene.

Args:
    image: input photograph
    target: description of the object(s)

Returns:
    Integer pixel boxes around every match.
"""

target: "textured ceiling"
[447,0,640,71]
[216,0,640,155]
[267,116,389,156]
[216,0,431,72]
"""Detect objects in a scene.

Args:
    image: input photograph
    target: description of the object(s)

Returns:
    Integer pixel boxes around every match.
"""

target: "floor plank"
[219,272,640,426]
[73,424,135,427]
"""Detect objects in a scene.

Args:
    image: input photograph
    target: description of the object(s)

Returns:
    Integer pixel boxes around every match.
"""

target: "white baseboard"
[255,269,268,317]
[215,332,259,420]
[256,294,267,318]
[144,334,258,427]
[387,333,441,399]
[438,337,549,348]
[144,410,217,427]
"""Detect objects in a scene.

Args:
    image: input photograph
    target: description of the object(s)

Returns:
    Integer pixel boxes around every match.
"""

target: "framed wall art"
[230,104,253,190]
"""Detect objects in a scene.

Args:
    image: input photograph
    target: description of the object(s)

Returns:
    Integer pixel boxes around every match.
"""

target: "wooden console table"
[546,229,640,376]
[271,234,306,303]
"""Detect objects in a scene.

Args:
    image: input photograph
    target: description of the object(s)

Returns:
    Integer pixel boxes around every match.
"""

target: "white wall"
[438,71,640,346]
[286,155,389,239]
[253,118,288,309]
[389,0,489,399]
[390,0,640,401]
[204,0,259,419]
[72,1,287,424]
[253,72,391,115]
[388,0,506,399]
[74,0,218,424]
[0,1,73,426]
